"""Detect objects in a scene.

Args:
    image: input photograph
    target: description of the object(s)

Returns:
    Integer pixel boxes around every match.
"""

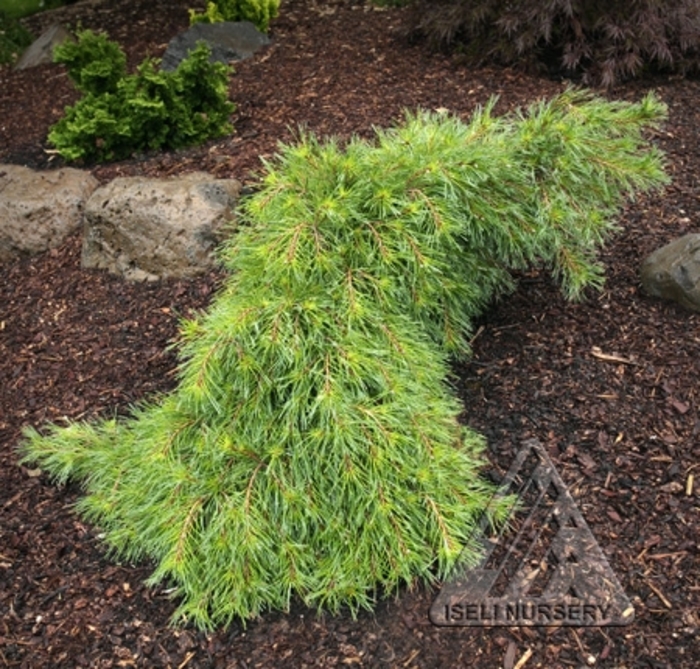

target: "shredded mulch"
[1,0,698,666]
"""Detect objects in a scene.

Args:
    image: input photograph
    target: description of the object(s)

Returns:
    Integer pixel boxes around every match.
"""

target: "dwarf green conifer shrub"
[21,90,668,630]
[189,0,280,33]
[53,29,127,95]
[48,31,234,163]
[409,0,700,86]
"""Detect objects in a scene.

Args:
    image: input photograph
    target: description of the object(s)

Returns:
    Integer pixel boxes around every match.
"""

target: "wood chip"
[513,648,534,669]
[590,346,637,365]
[644,579,673,609]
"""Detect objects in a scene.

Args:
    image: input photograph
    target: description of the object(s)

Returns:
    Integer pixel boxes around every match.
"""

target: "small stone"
[161,21,271,72]
[15,24,74,70]
[640,233,700,312]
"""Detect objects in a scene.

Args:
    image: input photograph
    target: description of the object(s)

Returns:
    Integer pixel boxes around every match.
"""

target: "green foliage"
[189,0,280,33]
[2,0,75,20]
[21,90,668,630]
[0,11,33,65]
[409,0,700,86]
[48,31,235,163]
[53,29,126,95]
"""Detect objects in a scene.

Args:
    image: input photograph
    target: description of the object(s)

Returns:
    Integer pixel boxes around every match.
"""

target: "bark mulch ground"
[1,0,698,667]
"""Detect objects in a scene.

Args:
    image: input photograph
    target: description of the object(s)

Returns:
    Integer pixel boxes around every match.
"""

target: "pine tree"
[20,89,668,630]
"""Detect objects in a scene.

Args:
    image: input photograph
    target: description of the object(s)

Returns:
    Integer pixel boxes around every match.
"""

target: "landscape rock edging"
[0,164,241,280]
[0,164,98,263]
[82,171,241,281]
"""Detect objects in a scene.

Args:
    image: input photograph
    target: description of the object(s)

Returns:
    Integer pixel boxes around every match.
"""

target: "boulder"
[14,24,74,70]
[81,172,241,281]
[160,21,270,71]
[640,233,700,312]
[0,164,98,263]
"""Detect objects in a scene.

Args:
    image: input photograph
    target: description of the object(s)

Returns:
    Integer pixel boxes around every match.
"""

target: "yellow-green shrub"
[189,0,280,33]
[22,90,668,630]
[48,30,235,163]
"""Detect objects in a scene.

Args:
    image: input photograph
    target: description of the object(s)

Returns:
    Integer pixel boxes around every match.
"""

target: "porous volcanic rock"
[81,171,241,280]
[0,163,98,263]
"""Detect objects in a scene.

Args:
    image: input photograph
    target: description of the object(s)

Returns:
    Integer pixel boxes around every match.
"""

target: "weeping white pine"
[21,89,668,630]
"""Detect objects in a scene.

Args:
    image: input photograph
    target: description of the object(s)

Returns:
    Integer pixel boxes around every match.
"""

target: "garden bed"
[1,0,698,666]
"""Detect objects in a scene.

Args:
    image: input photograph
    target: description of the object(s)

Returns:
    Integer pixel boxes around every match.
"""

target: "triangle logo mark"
[431,438,635,626]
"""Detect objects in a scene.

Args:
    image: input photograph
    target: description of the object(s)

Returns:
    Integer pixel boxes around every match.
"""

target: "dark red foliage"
[408,0,700,86]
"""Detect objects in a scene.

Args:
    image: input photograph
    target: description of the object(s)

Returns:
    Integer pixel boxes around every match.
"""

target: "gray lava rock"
[0,164,98,263]
[81,172,241,281]
[161,21,270,71]
[640,233,700,312]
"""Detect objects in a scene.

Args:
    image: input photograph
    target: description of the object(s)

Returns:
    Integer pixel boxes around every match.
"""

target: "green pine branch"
[21,89,668,630]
